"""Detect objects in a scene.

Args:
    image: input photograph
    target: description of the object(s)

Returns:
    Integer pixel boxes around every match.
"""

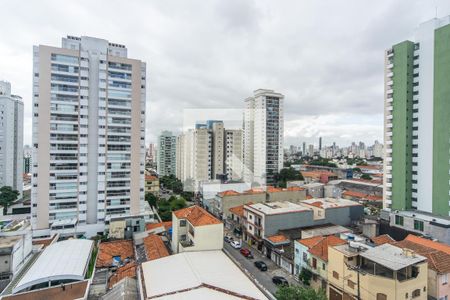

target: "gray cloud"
[1,0,449,148]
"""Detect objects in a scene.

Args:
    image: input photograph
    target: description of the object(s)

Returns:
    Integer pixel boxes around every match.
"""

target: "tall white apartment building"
[0,81,23,196]
[176,121,243,190]
[32,36,147,237]
[176,128,212,190]
[225,129,243,181]
[157,131,176,176]
[243,89,284,186]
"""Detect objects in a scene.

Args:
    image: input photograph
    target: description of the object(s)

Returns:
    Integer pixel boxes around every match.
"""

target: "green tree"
[170,197,187,211]
[275,285,327,300]
[299,268,312,286]
[274,167,304,188]
[361,174,372,180]
[158,200,172,221]
[0,186,19,215]
[145,192,158,208]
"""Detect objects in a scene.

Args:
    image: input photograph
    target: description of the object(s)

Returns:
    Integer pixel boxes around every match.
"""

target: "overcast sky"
[1,0,450,148]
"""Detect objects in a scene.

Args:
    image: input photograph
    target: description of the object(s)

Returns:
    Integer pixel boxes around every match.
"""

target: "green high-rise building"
[384,16,450,218]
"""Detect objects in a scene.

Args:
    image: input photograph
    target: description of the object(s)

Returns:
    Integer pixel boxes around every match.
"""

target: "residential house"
[171,205,223,253]
[384,234,450,300]
[341,190,383,207]
[145,174,160,195]
[328,243,428,300]
[295,236,346,293]
[96,240,134,268]
[143,234,170,261]
[389,210,450,244]
[228,203,249,236]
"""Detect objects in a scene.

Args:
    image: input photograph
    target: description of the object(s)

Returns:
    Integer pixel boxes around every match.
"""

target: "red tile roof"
[242,188,265,195]
[266,186,282,193]
[285,186,305,191]
[298,236,324,248]
[173,205,222,226]
[96,240,134,268]
[146,221,172,231]
[342,190,383,201]
[108,262,137,288]
[302,171,337,178]
[307,201,324,208]
[218,190,241,197]
[229,203,253,217]
[145,175,158,181]
[387,235,450,274]
[267,234,289,244]
[371,234,395,245]
[308,236,346,262]
[143,234,170,261]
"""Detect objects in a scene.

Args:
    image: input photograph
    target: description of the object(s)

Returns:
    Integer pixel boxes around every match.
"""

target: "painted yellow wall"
[327,246,428,300]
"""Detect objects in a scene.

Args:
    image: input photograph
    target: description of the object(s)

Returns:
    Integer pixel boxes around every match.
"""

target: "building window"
[180,234,186,241]
[322,263,326,270]
[347,280,355,289]
[442,273,448,285]
[412,289,420,298]
[395,215,404,226]
[312,258,317,269]
[333,271,339,279]
[414,220,424,231]
[180,220,186,227]
[376,293,387,300]
[303,252,307,262]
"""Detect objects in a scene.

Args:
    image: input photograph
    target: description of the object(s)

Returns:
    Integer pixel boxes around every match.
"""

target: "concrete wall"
[267,190,307,203]
[181,223,224,253]
[264,206,363,237]
[217,193,265,219]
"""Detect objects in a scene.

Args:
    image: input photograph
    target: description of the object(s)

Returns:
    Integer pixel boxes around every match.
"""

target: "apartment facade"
[244,89,284,186]
[0,81,23,196]
[225,129,243,181]
[384,16,450,217]
[32,36,146,237]
[156,131,176,177]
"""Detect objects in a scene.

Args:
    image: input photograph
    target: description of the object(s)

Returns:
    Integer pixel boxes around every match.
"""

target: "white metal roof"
[141,250,267,299]
[247,201,310,215]
[13,239,93,294]
[360,243,427,271]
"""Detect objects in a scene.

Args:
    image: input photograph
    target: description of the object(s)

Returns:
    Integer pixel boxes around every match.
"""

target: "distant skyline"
[1,0,450,146]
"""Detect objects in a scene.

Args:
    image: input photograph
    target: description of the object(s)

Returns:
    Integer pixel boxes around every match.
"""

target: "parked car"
[230,240,242,249]
[254,261,267,271]
[272,276,289,286]
[240,248,254,259]
[224,236,231,243]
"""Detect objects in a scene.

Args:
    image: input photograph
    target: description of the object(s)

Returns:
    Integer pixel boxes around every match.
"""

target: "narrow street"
[223,239,300,297]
